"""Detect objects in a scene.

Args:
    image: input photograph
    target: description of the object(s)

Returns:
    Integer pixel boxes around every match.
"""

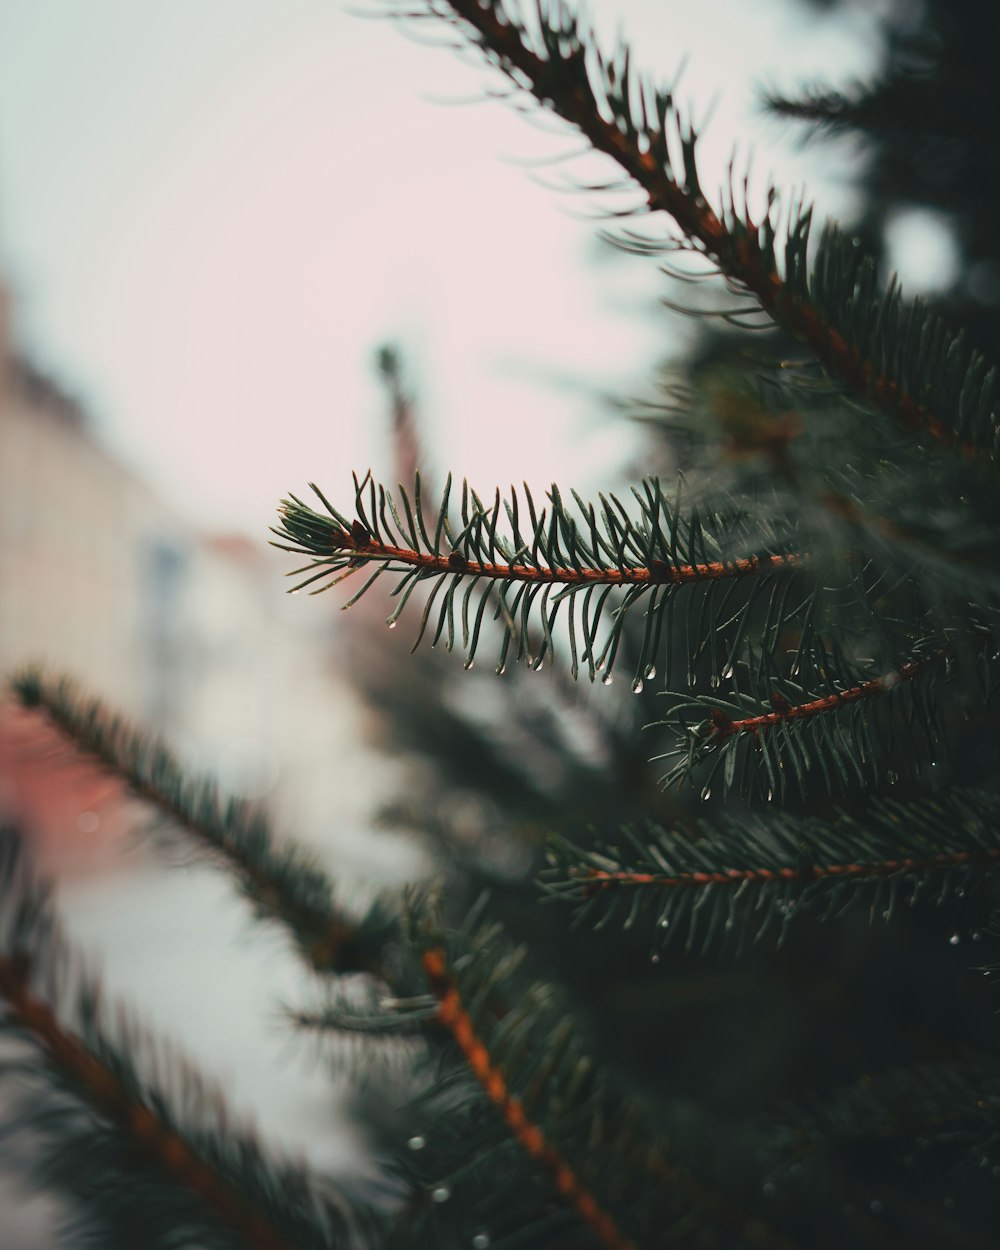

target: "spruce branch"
[658,643,949,798]
[0,830,382,1250]
[704,654,941,740]
[400,0,1000,457]
[396,913,798,1250]
[274,475,804,682]
[11,670,394,977]
[544,788,1000,953]
[420,944,638,1250]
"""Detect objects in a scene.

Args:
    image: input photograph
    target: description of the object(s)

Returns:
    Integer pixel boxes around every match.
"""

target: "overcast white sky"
[0,0,881,536]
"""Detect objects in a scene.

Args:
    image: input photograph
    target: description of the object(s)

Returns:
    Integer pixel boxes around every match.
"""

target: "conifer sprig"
[0,830,382,1250]
[402,914,798,1250]
[544,789,1000,953]
[420,944,638,1250]
[397,0,1000,458]
[274,476,804,682]
[11,670,393,977]
[704,655,939,740]
[658,643,948,797]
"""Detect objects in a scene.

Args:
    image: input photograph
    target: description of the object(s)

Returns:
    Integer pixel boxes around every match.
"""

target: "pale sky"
[0,0,881,536]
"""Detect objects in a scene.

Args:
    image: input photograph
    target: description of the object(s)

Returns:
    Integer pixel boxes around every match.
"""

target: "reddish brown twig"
[16,687,373,977]
[420,947,639,1250]
[582,842,1000,892]
[708,655,940,740]
[0,956,298,1250]
[330,531,804,588]
[443,0,960,451]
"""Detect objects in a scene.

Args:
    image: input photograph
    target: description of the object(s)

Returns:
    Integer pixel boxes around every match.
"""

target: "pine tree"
[5,3,1000,1248]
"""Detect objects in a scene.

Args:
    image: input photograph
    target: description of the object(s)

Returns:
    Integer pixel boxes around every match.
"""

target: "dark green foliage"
[764,0,1000,350]
[274,474,802,686]
[387,907,737,1250]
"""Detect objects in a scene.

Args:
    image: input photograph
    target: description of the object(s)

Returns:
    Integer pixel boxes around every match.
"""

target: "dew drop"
[709,673,720,689]
[700,786,712,802]
[464,658,475,671]
[408,1135,426,1151]
[658,918,670,929]
[972,931,983,942]
[722,662,734,680]
[495,663,506,676]
[949,933,961,946]
[887,769,898,785]
[432,1186,452,1204]
[766,789,774,803]
[602,672,614,686]
[650,953,661,964]
[955,886,966,898]
[644,665,656,680]
[631,678,644,694]
[388,620,398,630]
[473,1236,491,1249]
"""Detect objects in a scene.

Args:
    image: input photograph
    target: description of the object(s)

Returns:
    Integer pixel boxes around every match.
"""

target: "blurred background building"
[0,263,381,873]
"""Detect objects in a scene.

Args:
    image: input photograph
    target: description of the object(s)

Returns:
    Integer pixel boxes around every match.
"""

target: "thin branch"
[302,529,804,588]
[438,0,983,453]
[546,788,1000,949]
[12,671,389,977]
[706,654,941,739]
[0,954,301,1250]
[580,843,1000,891]
[420,946,639,1250]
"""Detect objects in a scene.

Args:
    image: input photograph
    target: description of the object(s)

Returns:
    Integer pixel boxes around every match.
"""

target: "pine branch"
[274,475,804,683]
[11,670,394,977]
[705,654,940,740]
[420,944,637,1250]
[658,642,949,798]
[0,829,382,1250]
[401,0,1000,458]
[394,912,798,1250]
[543,788,1000,953]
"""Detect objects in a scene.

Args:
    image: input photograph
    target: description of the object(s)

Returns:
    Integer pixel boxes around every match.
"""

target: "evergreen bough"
[5,3,1000,1247]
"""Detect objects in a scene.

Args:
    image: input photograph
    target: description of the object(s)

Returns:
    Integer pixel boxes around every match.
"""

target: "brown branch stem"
[709,655,941,739]
[420,947,639,1250]
[18,689,371,977]
[582,844,1000,891]
[0,956,298,1250]
[443,0,958,449]
[422,948,798,1250]
[336,533,804,587]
